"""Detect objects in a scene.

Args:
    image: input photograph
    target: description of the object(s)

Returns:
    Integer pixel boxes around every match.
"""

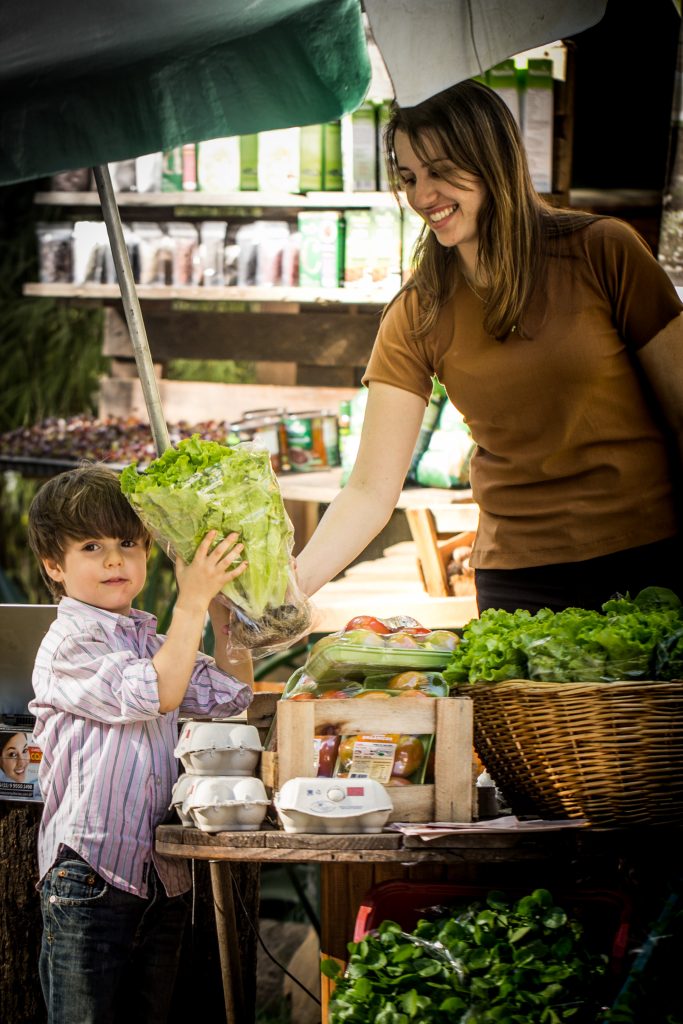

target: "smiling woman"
[295,78,683,617]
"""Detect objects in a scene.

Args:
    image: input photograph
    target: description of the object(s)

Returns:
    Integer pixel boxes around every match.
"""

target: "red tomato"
[395,626,430,636]
[344,615,391,635]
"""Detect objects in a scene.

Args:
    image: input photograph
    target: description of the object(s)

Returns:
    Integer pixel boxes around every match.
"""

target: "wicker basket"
[464,679,683,826]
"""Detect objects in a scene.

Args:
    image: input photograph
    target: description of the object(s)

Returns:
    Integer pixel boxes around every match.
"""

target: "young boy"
[27,464,254,1024]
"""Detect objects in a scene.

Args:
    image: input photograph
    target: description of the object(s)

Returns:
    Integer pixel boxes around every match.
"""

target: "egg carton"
[174,721,262,776]
[180,775,270,832]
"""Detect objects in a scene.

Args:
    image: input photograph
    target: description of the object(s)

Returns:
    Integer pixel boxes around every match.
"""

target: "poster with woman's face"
[0,724,42,801]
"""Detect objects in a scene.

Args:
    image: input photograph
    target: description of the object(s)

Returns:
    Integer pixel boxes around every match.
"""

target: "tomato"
[396,690,430,698]
[391,736,425,778]
[289,692,315,701]
[355,690,391,698]
[385,631,420,649]
[319,689,352,699]
[344,615,391,635]
[315,735,341,777]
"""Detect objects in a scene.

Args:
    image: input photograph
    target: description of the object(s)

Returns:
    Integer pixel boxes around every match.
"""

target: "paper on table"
[388,816,589,841]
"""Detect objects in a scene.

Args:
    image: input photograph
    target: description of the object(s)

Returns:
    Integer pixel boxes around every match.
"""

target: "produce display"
[120,434,311,654]
[0,414,239,467]
[301,615,460,685]
[443,587,683,685]
[314,729,433,785]
[284,667,449,701]
[325,888,608,1023]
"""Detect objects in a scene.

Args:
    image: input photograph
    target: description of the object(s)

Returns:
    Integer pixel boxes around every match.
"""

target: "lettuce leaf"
[120,435,294,621]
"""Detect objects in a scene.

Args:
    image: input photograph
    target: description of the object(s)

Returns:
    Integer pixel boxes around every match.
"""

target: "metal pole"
[93,164,171,456]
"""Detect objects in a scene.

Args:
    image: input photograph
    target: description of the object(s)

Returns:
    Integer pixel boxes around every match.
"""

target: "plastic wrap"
[120,434,313,658]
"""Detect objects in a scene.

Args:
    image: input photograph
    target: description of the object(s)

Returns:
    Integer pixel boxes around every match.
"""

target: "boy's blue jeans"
[39,848,190,1024]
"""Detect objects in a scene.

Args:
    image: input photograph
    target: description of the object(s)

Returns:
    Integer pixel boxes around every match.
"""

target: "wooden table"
[280,468,480,631]
[155,822,643,1023]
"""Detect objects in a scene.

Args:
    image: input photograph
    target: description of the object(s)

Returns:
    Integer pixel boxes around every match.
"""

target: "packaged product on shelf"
[231,408,288,473]
[322,121,343,191]
[487,59,521,126]
[283,410,340,471]
[239,134,259,191]
[414,401,474,489]
[376,101,392,191]
[522,58,554,193]
[297,211,344,288]
[280,230,300,287]
[49,168,91,192]
[134,152,163,193]
[255,221,292,286]
[72,221,109,285]
[132,222,166,285]
[223,224,241,286]
[341,103,377,192]
[108,159,136,192]
[235,223,260,285]
[401,208,424,282]
[257,127,300,193]
[36,223,73,284]
[102,224,139,284]
[181,143,198,192]
[168,222,199,286]
[343,209,373,288]
[368,207,401,294]
[299,124,324,192]
[161,147,183,191]
[339,386,367,483]
[197,137,240,193]
[197,221,228,287]
[407,378,447,482]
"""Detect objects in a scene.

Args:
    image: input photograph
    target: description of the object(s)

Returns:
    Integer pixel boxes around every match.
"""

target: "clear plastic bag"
[120,434,313,658]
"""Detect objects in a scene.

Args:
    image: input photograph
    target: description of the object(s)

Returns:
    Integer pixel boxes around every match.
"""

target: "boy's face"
[42,536,148,616]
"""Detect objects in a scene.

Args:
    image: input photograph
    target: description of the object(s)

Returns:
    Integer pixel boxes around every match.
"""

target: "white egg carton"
[174,721,262,777]
[169,773,196,826]
[274,777,393,834]
[181,775,270,833]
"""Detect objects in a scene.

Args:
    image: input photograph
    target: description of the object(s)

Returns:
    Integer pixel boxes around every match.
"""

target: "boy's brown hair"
[27,465,152,600]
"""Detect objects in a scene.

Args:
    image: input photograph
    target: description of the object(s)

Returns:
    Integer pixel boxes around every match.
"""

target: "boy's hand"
[175,531,247,612]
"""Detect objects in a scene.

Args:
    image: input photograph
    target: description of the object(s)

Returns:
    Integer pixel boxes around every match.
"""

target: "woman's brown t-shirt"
[363,219,683,569]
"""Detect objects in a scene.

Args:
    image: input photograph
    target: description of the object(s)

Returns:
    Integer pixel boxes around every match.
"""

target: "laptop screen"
[0,604,58,719]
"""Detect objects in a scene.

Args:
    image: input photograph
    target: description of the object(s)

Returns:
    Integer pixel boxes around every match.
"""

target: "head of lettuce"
[120,434,311,653]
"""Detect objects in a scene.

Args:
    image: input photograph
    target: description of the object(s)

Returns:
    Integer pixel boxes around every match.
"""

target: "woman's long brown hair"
[385,79,599,340]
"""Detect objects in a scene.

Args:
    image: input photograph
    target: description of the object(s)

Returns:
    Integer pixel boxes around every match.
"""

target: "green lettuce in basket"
[120,434,311,652]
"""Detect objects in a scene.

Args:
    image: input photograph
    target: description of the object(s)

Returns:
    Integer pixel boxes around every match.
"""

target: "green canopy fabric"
[0,0,371,185]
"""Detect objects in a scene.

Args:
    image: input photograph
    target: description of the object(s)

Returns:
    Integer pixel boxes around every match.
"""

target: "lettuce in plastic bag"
[120,434,311,654]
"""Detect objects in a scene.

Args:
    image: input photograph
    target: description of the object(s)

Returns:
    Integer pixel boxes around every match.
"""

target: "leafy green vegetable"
[328,888,607,1023]
[444,590,683,685]
[120,434,295,622]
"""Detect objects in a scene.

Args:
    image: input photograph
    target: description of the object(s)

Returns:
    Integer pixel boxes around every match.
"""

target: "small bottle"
[477,771,498,819]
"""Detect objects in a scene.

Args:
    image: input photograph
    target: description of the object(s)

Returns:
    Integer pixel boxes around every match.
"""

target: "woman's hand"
[175,531,247,614]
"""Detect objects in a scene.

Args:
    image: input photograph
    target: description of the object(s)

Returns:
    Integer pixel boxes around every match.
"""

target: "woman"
[0,731,36,791]
[297,79,683,614]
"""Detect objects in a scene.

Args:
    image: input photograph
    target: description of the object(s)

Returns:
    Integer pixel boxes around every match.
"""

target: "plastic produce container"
[304,630,459,683]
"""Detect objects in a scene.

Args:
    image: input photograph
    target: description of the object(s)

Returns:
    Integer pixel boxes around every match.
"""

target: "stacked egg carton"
[171,722,269,832]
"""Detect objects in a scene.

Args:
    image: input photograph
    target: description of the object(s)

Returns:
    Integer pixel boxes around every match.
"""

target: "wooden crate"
[261,697,475,823]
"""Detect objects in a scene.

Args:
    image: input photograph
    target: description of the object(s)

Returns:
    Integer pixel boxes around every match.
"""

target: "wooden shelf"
[33,190,404,214]
[22,281,389,310]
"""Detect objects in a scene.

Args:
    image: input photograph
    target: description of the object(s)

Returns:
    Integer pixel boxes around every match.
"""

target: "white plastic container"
[182,776,270,833]
[169,773,197,826]
[174,721,262,777]
[275,777,393,834]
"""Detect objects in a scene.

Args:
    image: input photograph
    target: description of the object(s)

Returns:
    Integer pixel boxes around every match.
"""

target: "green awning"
[0,0,371,185]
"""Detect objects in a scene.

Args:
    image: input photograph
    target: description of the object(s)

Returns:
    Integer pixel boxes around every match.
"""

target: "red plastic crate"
[353,881,632,976]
